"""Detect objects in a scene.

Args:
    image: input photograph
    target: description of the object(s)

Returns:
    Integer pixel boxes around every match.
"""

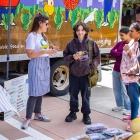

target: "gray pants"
[26,96,42,119]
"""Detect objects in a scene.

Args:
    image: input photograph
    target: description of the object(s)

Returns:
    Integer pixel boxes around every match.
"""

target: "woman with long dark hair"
[110,28,131,115]
[121,22,140,131]
[21,13,59,130]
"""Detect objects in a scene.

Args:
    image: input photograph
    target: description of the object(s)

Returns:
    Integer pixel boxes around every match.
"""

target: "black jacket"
[63,37,100,77]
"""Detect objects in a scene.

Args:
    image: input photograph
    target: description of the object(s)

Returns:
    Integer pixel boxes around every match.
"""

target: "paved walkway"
[0,96,127,140]
[59,70,135,120]
[0,70,134,140]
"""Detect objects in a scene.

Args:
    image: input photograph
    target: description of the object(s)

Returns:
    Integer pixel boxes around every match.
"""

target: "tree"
[123,0,140,13]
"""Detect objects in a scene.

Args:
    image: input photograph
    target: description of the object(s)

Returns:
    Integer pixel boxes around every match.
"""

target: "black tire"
[50,60,69,96]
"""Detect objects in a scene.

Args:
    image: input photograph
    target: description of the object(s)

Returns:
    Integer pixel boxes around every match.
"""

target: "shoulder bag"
[88,39,99,88]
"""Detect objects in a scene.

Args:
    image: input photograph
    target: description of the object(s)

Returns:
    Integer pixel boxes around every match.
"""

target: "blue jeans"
[112,70,130,110]
[125,83,139,120]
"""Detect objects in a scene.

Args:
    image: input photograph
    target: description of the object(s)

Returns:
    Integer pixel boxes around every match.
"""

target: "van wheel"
[50,60,69,96]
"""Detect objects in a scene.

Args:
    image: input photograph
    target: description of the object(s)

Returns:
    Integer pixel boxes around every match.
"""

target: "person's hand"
[123,44,130,52]
[45,49,57,55]
[128,75,139,81]
[52,46,60,51]
[73,53,81,60]
[115,49,117,52]
[125,68,139,78]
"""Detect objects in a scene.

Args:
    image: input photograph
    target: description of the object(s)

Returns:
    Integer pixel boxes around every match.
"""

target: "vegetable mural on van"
[0,0,119,30]
[0,0,121,53]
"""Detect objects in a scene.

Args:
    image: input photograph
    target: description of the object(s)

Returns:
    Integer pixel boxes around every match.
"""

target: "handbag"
[88,39,99,88]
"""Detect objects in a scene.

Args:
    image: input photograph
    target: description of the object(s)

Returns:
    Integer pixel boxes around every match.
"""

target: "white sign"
[4,75,28,120]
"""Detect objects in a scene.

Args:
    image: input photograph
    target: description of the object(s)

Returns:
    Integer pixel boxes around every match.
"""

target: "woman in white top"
[121,22,140,131]
[21,13,59,130]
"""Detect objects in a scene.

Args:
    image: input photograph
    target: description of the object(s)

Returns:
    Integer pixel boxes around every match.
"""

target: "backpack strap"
[88,39,93,64]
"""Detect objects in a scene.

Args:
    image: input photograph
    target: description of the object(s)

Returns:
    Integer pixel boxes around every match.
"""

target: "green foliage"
[77,7,85,21]
[15,4,24,18]
[1,13,15,30]
[71,7,93,23]
[123,0,140,13]
[69,7,80,28]
[84,12,89,19]
[115,10,120,22]
[34,4,39,13]
[20,13,32,30]
[107,10,118,29]
[30,7,36,18]
[54,6,64,30]
[88,7,93,13]
[94,9,104,29]
[29,4,39,18]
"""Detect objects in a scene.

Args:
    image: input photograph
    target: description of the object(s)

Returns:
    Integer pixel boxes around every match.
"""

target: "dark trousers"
[125,83,139,120]
[69,73,91,114]
[26,96,42,119]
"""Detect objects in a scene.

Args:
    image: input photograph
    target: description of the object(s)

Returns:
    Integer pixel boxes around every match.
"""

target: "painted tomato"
[0,0,20,7]
[63,0,80,10]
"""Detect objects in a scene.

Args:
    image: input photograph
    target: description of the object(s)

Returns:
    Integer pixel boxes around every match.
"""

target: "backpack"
[88,39,99,88]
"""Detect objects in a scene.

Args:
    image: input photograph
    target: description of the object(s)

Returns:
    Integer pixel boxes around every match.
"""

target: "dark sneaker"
[65,112,77,122]
[83,114,91,125]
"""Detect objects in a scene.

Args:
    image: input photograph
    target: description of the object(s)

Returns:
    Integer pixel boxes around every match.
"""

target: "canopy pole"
[6,0,11,80]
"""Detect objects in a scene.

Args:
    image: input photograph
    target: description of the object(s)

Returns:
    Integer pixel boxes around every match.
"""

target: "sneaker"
[65,112,77,122]
[21,119,31,130]
[126,121,131,131]
[122,115,131,122]
[83,114,91,125]
[123,115,139,122]
[34,114,51,122]
[123,110,131,116]
[112,106,125,112]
